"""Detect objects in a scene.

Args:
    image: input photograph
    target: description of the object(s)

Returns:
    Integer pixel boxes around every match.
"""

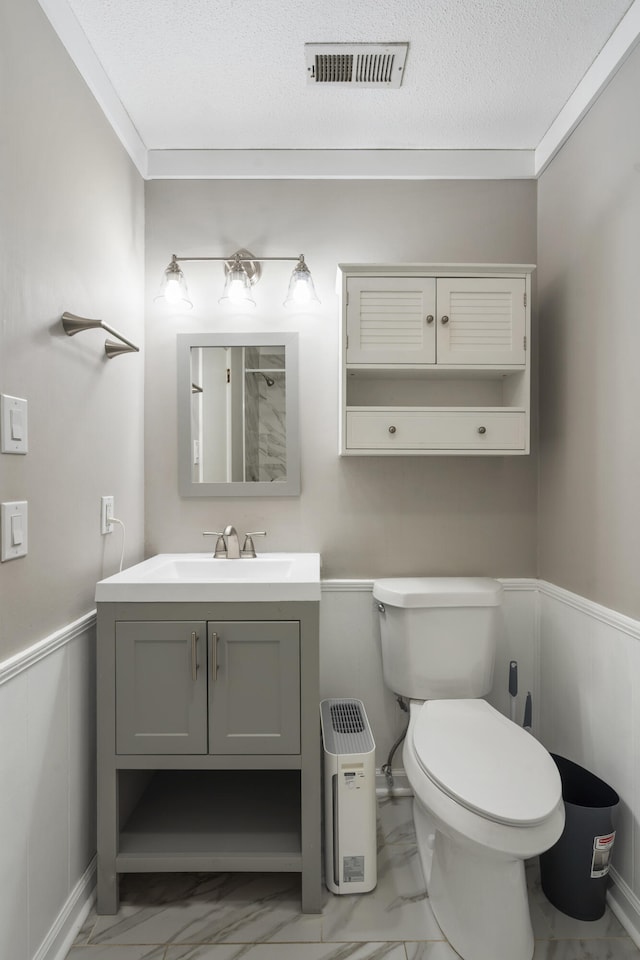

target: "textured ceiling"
[60,0,634,152]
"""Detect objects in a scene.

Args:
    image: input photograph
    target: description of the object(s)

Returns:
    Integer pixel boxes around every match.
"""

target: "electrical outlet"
[101,496,114,534]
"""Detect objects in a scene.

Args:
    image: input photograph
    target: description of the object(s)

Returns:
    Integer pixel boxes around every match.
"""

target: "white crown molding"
[535,0,640,176]
[37,0,148,177]
[32,0,640,181]
[146,148,535,180]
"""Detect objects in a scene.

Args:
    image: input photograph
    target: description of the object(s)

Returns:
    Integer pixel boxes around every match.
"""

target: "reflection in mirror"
[177,333,299,497]
[190,345,286,483]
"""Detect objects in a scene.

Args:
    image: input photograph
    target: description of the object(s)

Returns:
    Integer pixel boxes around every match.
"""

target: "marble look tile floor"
[67,797,640,960]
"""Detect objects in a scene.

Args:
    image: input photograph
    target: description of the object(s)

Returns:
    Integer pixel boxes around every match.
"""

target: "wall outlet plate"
[101,496,114,534]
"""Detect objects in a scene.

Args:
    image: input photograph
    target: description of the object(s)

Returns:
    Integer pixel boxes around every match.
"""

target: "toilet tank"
[373,578,502,700]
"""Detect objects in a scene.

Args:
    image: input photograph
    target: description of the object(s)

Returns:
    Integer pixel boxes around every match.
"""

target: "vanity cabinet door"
[116,621,208,754]
[208,620,300,755]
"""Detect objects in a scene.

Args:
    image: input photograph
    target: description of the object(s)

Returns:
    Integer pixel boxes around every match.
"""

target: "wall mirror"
[177,332,300,497]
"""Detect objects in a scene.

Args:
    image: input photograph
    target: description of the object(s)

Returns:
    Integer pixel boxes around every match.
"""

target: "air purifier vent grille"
[330,700,365,734]
[320,698,375,756]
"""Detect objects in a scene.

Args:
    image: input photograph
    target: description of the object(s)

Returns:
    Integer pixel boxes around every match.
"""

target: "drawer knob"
[388,425,397,434]
[441,315,449,324]
[426,314,434,324]
[477,425,487,435]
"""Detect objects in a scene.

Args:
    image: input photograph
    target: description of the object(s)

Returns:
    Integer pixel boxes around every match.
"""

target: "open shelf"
[117,769,302,873]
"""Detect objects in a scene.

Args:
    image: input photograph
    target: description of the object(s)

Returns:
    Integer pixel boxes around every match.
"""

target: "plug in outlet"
[101,496,114,534]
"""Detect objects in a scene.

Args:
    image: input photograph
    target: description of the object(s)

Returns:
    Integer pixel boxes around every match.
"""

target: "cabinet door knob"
[477,425,487,435]
[441,315,449,324]
[426,314,434,324]
[388,425,397,434]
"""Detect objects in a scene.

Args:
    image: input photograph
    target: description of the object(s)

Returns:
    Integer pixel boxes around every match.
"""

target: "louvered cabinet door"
[436,278,526,365]
[346,277,436,364]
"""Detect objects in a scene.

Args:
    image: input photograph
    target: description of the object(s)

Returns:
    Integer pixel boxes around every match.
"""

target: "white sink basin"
[95,552,321,602]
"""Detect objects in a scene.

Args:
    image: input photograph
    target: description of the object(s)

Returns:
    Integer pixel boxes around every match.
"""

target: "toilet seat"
[412,699,561,826]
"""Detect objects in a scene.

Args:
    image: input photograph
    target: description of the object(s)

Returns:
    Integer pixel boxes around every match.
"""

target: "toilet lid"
[413,700,561,826]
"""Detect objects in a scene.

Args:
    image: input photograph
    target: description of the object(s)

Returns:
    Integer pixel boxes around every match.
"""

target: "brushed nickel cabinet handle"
[211,632,219,679]
[477,426,487,435]
[426,314,434,324]
[388,425,397,434]
[191,631,198,682]
[441,315,449,324]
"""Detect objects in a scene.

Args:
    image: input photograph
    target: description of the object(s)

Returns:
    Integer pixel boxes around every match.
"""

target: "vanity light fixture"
[155,250,320,309]
[154,256,193,309]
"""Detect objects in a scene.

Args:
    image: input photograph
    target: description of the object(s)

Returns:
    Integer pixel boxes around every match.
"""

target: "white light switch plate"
[1,501,28,561]
[1,395,28,454]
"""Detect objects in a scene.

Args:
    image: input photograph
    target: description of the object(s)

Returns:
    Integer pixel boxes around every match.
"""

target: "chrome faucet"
[202,525,266,558]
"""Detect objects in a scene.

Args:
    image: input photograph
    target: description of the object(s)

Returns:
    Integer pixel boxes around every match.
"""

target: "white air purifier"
[320,698,377,894]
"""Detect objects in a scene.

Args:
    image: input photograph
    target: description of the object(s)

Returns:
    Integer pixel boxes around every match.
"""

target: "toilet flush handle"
[376,602,385,613]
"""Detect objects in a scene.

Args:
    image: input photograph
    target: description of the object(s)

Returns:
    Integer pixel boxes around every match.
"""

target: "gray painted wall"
[145,179,537,578]
[0,0,145,660]
[538,42,640,620]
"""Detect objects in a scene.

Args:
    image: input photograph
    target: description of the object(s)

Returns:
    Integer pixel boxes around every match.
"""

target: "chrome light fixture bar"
[61,312,140,358]
[155,250,319,309]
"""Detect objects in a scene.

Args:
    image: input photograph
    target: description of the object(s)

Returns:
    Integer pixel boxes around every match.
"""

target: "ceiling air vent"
[305,43,408,88]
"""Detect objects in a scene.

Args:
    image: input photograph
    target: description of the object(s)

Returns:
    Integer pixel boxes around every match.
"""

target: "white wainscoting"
[537,581,640,946]
[4,580,640,958]
[0,613,97,960]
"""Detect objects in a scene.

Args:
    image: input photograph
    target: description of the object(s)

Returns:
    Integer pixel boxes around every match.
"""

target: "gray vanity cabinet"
[97,599,320,918]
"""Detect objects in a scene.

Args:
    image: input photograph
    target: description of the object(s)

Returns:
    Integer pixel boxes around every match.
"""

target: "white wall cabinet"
[339,264,533,456]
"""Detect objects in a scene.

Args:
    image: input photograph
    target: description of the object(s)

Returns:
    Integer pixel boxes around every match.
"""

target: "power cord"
[109,516,126,572]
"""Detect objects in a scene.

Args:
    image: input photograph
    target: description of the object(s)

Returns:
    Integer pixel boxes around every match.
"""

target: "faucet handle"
[241,531,266,558]
[203,531,226,558]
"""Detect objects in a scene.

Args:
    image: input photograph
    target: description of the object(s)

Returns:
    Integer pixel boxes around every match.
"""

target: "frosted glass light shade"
[155,258,193,309]
[219,263,256,307]
[284,259,320,307]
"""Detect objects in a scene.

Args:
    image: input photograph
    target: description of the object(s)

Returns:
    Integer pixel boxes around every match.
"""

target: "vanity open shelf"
[116,769,302,872]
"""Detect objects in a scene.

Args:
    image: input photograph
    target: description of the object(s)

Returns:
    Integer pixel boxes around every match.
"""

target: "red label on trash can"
[591,831,616,878]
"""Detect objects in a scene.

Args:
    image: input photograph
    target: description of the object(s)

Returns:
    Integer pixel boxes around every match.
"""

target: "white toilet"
[373,577,564,960]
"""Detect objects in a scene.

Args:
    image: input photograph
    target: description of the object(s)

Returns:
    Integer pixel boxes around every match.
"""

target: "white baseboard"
[33,857,96,960]
[608,868,640,949]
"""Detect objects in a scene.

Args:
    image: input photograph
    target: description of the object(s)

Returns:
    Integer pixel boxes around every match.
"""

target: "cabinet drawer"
[345,409,526,451]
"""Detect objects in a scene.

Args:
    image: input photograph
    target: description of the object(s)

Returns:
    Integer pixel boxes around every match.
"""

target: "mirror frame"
[177,332,300,497]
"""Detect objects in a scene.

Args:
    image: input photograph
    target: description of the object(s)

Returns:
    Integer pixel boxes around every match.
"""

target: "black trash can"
[540,754,619,921]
